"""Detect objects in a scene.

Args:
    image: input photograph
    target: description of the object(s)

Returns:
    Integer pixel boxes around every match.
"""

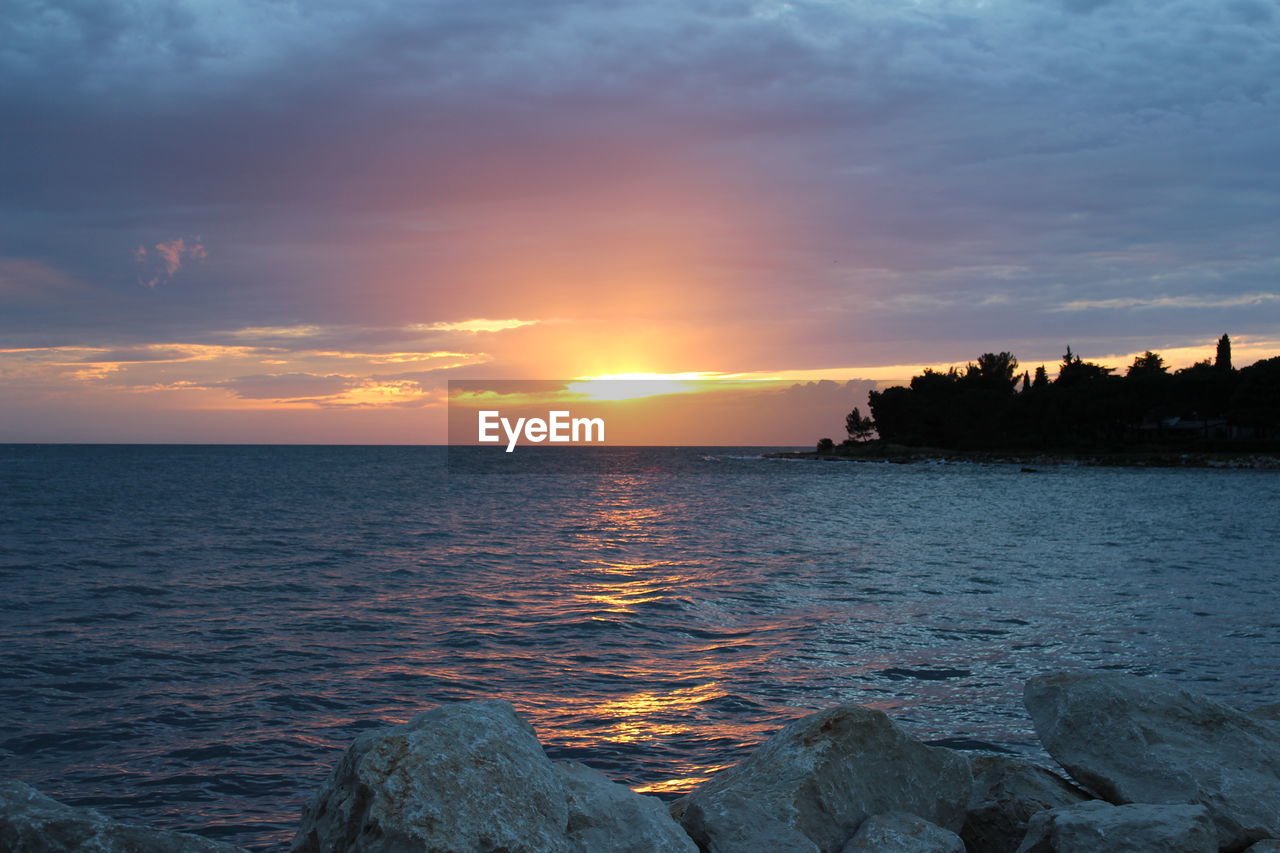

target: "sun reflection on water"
[514,477,777,795]
[632,769,735,796]
[575,560,681,615]
[592,682,722,743]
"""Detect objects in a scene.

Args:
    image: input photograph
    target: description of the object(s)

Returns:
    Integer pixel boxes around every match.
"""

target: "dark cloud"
[1228,1,1273,24]
[1061,0,1117,13]
[1,0,1277,369]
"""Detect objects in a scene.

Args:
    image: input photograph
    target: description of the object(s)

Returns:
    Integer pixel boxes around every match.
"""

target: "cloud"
[309,350,478,365]
[415,318,540,333]
[81,346,199,363]
[1055,293,1280,312]
[0,330,480,420]
[0,257,84,303]
[224,325,326,339]
[134,236,207,288]
[216,372,434,408]
[1061,0,1116,13]
[212,322,530,352]
[3,0,1280,439]
[217,372,357,400]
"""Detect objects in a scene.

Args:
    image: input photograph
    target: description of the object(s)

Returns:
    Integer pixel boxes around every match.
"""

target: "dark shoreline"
[766,444,1280,469]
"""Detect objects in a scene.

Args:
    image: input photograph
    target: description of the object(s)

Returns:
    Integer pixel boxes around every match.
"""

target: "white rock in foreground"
[290,700,695,853]
[1014,800,1215,853]
[672,704,972,853]
[1024,672,1280,851]
[839,811,964,852]
[0,781,246,853]
[960,754,1092,853]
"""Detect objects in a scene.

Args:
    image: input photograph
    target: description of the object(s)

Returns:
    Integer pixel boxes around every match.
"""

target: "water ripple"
[0,446,1278,851]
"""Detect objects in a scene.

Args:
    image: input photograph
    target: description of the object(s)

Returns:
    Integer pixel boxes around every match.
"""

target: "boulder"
[671,704,971,853]
[1024,672,1280,851]
[1014,800,1215,853]
[676,790,819,853]
[291,700,573,852]
[0,781,246,852]
[556,762,696,852]
[839,811,964,852]
[960,754,1092,853]
[1251,704,1280,724]
[290,700,697,853]
[1244,842,1280,852]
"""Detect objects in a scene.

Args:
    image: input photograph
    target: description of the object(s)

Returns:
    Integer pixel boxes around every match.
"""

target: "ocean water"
[1,444,1279,850]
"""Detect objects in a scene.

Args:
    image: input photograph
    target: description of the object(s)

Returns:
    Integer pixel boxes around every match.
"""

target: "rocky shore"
[3,672,1279,852]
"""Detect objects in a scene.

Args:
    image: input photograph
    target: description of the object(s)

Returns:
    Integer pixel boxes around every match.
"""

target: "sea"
[1,444,1278,850]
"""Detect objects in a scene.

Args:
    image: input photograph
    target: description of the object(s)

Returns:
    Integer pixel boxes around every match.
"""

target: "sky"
[1,0,1278,443]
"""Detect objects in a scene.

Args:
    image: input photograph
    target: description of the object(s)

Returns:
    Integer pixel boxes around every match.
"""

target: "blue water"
[1,445,1279,850]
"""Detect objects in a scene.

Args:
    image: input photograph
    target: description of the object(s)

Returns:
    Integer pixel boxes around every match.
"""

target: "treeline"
[846,335,1280,451]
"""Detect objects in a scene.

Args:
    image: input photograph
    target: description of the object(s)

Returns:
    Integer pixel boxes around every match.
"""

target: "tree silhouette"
[1174,357,1235,431]
[965,352,1020,392]
[1127,351,1168,377]
[859,339,1269,451]
[1216,334,1232,372]
[1229,357,1280,438]
[845,407,875,442]
[1055,347,1113,386]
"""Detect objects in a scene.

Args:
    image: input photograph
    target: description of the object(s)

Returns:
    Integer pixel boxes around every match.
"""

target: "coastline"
[767,443,1280,470]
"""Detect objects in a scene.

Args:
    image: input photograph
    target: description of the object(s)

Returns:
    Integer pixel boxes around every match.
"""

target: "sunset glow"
[1,0,1277,445]
[566,374,721,402]
[6,5,1280,851]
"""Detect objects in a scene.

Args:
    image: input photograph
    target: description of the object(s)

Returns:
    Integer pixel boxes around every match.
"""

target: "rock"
[1024,672,1280,851]
[677,789,819,853]
[291,700,573,853]
[0,781,246,852]
[1251,703,1280,724]
[960,754,1092,853]
[671,704,972,853]
[1014,800,1216,852]
[555,761,696,853]
[1244,841,1280,853]
[839,811,965,852]
[291,700,697,853]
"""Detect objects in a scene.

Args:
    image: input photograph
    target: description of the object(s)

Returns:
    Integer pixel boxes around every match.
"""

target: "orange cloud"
[134,236,207,287]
